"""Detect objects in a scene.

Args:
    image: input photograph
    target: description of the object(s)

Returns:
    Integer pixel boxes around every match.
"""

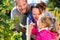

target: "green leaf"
[0,21,10,28]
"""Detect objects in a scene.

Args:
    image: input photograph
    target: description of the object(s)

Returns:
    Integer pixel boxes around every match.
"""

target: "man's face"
[16,0,28,14]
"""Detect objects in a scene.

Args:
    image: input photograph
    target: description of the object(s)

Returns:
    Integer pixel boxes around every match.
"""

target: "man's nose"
[21,6,24,9]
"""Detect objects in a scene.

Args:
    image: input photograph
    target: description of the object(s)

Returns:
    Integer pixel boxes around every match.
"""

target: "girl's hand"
[28,22,35,35]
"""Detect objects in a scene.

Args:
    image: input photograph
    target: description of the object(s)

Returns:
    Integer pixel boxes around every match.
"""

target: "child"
[31,14,58,40]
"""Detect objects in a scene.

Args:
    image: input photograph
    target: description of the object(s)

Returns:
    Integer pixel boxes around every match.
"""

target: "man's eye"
[18,5,21,7]
[19,6,21,7]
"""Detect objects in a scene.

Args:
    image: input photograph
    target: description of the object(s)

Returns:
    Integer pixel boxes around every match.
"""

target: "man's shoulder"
[11,6,21,18]
[11,6,18,13]
[11,6,22,16]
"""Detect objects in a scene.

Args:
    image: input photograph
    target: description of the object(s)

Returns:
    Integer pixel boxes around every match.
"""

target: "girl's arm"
[27,22,35,40]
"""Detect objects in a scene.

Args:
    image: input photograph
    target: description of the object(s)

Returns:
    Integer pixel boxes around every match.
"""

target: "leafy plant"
[0,13,21,40]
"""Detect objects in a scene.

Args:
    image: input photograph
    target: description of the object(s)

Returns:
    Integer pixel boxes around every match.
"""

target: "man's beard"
[22,9,29,15]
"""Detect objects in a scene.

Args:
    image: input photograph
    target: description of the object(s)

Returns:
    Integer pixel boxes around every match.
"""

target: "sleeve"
[11,7,16,19]
[31,27,38,35]
[11,8,22,32]
[11,9,19,30]
[27,17,31,25]
[27,14,32,25]
[35,33,42,40]
[45,11,55,18]
[27,15,32,40]
[11,9,14,19]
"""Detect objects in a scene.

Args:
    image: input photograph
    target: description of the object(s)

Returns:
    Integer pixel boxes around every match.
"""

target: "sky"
[42,0,48,3]
[27,0,48,4]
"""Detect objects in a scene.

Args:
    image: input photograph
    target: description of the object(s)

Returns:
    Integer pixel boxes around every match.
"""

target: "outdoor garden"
[0,0,60,40]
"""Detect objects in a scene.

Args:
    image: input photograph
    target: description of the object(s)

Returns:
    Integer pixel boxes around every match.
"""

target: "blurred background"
[0,0,60,40]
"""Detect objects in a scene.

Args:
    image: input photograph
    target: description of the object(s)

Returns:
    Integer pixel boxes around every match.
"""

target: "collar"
[38,27,49,32]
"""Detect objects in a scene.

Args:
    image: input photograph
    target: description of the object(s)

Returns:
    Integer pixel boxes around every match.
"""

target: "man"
[11,0,30,25]
[11,0,31,40]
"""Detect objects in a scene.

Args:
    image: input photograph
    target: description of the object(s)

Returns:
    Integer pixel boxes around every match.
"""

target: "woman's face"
[32,8,41,22]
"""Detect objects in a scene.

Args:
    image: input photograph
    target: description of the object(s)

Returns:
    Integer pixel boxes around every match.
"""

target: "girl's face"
[37,20,43,29]
[37,19,46,29]
[32,8,41,22]
[37,15,52,29]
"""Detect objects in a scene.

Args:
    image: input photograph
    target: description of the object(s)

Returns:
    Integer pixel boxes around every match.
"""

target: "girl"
[32,14,58,40]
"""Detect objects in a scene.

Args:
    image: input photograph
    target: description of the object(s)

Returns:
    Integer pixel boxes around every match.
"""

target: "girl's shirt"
[31,27,49,36]
[31,25,38,35]
[35,28,57,40]
[31,26,57,40]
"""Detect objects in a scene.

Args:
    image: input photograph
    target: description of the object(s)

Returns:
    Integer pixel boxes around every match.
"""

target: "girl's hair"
[38,14,58,33]
[51,19,58,33]
[40,14,52,27]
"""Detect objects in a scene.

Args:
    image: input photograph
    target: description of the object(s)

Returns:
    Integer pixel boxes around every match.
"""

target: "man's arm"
[11,8,26,32]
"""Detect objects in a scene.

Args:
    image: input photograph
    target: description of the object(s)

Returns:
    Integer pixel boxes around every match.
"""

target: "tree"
[47,0,60,8]
[0,0,22,40]
[0,13,21,40]
[47,0,60,17]
[47,0,60,12]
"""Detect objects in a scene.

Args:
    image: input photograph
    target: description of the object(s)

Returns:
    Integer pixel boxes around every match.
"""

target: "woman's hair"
[38,14,58,33]
[31,2,47,14]
[31,4,43,14]
[40,1,47,10]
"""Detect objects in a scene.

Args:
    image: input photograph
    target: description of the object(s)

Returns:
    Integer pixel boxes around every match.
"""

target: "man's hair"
[14,0,27,3]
